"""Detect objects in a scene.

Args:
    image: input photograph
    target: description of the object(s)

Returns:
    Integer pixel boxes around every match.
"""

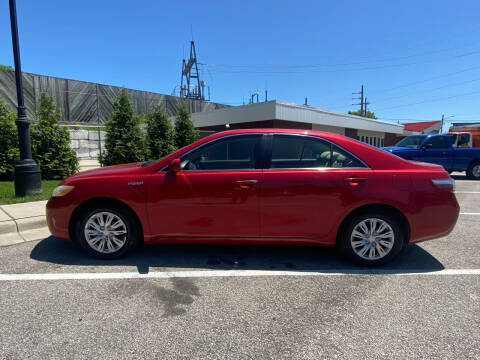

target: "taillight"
[432,178,455,191]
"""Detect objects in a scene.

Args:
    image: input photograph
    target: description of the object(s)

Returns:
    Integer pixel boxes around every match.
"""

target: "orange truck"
[448,124,480,148]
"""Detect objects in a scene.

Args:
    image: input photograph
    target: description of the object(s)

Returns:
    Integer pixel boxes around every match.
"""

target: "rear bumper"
[408,191,460,243]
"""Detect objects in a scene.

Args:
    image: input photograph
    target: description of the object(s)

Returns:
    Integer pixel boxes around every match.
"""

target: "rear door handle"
[344,177,367,185]
[235,180,258,189]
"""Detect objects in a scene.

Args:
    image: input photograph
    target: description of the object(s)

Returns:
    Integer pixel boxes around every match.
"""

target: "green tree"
[146,105,175,159]
[0,99,19,180]
[102,90,146,166]
[0,64,14,71]
[31,93,79,179]
[348,109,377,119]
[174,105,198,148]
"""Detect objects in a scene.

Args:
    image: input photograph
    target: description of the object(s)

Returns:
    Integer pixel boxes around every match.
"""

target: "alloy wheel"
[350,218,395,260]
[84,211,128,254]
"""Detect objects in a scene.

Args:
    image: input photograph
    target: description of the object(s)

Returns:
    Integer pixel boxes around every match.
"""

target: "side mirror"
[168,158,181,172]
[421,143,432,151]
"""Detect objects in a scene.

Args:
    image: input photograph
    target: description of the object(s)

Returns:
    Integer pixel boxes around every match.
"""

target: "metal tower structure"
[180,41,205,100]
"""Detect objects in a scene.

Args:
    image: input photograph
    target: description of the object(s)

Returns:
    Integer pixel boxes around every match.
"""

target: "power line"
[205,49,480,74]
[205,42,480,70]
[373,77,480,104]
[370,64,480,94]
[315,65,480,110]
[375,89,480,111]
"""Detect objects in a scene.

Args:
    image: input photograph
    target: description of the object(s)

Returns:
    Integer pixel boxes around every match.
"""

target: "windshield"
[395,135,427,149]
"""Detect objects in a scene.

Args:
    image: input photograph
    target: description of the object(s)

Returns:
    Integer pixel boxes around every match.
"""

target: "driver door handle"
[344,177,367,186]
[235,180,258,189]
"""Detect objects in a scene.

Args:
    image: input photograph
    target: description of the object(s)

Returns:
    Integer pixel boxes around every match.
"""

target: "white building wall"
[357,129,385,147]
[275,102,403,135]
[312,124,345,135]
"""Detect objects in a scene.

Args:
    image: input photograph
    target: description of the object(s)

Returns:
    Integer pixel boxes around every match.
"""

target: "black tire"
[466,161,480,180]
[339,211,406,266]
[74,203,139,259]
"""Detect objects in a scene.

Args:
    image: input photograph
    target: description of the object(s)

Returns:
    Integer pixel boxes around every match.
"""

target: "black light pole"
[9,0,42,196]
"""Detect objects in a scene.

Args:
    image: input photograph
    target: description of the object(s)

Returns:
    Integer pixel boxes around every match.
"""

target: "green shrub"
[146,105,176,159]
[31,93,79,179]
[174,104,198,149]
[102,90,147,166]
[0,100,19,180]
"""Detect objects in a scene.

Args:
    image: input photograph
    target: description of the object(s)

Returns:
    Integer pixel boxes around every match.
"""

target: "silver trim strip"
[432,178,455,186]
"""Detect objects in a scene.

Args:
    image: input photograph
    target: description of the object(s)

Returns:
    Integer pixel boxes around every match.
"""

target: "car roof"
[202,128,348,142]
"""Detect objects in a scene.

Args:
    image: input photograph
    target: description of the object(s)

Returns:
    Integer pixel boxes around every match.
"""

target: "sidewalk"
[0,162,99,247]
[0,200,50,246]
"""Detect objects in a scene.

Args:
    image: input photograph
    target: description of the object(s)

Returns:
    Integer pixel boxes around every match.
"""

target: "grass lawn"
[0,180,59,205]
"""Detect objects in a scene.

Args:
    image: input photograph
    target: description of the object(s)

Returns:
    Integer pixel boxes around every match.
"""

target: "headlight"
[51,185,75,197]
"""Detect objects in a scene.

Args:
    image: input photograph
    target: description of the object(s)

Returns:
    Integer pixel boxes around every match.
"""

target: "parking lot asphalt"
[1,176,479,359]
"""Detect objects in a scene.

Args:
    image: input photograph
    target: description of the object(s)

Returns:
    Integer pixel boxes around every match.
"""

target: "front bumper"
[46,197,75,241]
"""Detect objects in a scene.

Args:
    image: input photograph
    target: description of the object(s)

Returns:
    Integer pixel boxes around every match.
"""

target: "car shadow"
[30,236,444,274]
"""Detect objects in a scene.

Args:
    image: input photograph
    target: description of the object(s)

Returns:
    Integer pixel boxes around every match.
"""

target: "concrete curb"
[0,201,50,247]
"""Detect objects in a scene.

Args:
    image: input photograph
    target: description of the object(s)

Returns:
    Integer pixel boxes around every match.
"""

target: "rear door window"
[270,134,366,169]
[424,136,447,149]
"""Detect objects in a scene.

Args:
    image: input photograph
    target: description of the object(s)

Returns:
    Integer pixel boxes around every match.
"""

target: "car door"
[418,136,453,170]
[147,134,264,239]
[260,134,373,243]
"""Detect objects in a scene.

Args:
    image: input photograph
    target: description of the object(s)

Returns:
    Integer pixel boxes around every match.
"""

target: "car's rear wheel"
[340,212,406,266]
[466,161,480,180]
[75,205,139,259]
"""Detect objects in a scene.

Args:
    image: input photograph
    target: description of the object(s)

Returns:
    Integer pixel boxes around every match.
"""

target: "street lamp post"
[9,0,42,196]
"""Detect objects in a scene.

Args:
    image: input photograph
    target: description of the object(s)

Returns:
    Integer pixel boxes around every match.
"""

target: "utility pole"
[9,0,42,196]
[352,85,365,116]
[364,97,370,116]
[441,114,444,133]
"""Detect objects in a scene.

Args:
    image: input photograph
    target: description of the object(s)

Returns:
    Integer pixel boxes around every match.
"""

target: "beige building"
[190,100,404,147]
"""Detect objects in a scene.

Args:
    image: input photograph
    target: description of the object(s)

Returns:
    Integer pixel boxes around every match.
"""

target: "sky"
[1,0,480,130]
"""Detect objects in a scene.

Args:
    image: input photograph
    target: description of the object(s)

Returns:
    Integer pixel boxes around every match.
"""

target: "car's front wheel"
[75,204,139,259]
[340,212,406,266]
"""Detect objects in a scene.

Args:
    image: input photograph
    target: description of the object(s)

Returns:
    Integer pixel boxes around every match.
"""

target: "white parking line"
[455,191,480,194]
[0,268,479,281]
[459,212,480,215]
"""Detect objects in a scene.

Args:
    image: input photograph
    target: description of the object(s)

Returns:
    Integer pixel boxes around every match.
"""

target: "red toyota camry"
[46,129,459,265]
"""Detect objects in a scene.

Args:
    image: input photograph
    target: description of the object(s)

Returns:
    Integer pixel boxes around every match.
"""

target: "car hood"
[64,162,145,182]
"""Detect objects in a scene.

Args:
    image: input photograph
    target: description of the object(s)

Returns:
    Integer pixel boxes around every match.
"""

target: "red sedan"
[46,129,459,265]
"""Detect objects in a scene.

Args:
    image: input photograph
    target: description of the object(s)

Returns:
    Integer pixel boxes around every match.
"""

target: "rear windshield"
[395,135,427,149]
